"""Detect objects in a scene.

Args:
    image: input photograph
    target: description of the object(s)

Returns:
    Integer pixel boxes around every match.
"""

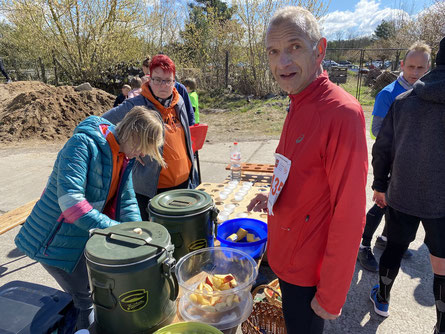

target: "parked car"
[338,60,352,67]
[322,60,340,68]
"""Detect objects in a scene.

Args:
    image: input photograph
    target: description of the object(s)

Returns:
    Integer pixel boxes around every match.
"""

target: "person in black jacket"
[369,37,445,334]
[0,58,11,83]
[113,84,131,107]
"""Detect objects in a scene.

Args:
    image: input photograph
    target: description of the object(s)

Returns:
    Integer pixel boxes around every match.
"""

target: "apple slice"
[211,276,223,289]
[209,296,221,306]
[195,293,211,306]
[219,282,231,291]
[225,294,234,307]
[203,282,213,293]
[190,293,198,304]
[222,274,235,283]
[201,304,216,312]
[215,301,228,312]
[214,274,227,279]
[205,276,214,288]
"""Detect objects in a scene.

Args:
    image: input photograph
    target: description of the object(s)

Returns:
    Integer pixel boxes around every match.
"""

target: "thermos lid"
[149,189,213,216]
[85,221,171,266]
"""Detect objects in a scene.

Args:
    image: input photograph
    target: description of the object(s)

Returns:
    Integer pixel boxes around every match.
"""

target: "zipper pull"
[305,215,310,222]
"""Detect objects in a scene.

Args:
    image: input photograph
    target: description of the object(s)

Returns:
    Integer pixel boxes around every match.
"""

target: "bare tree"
[232,0,330,95]
[1,0,147,83]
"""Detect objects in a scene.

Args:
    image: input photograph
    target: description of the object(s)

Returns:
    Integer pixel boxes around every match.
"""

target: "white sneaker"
[6,79,12,84]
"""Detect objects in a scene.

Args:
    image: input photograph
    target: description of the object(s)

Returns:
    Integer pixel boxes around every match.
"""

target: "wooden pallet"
[0,199,38,235]
[196,182,269,223]
[225,162,275,173]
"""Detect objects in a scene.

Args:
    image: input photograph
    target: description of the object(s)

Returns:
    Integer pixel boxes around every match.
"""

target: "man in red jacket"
[248,6,368,333]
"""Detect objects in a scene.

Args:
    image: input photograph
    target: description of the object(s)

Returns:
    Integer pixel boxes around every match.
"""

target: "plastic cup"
[223,187,233,193]
[222,207,234,215]
[219,193,228,200]
[227,184,237,190]
[234,194,244,202]
[235,191,247,197]
[218,212,230,221]
[221,208,233,216]
[224,204,236,211]
[228,180,239,186]
[241,185,252,192]
[236,212,248,218]
[242,182,253,188]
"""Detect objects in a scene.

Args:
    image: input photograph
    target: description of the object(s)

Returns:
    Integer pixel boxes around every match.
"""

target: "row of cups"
[217,203,249,222]
[219,181,253,201]
[217,181,254,222]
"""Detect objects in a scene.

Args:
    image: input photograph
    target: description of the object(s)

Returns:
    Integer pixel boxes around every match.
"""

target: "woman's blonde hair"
[115,106,165,167]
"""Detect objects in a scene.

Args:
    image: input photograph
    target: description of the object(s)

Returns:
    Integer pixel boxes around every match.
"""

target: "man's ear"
[316,37,327,64]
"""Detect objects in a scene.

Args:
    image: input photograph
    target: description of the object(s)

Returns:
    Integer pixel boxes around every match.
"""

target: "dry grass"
[200,92,374,143]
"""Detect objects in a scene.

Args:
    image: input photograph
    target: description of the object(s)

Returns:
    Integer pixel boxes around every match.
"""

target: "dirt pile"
[0,81,115,142]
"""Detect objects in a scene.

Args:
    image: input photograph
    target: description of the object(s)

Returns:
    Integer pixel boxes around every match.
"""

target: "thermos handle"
[162,258,179,301]
[91,278,117,310]
[210,205,220,237]
[90,230,153,245]
[210,205,219,222]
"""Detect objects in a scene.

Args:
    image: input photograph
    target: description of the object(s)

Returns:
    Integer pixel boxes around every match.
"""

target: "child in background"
[184,78,199,124]
[128,76,142,98]
[141,56,151,84]
[113,84,131,107]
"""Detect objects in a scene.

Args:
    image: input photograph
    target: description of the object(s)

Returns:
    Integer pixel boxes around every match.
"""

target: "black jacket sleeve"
[372,104,395,192]
[113,94,125,107]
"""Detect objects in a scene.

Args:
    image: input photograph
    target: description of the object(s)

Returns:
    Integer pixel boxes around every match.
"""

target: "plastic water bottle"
[230,142,241,181]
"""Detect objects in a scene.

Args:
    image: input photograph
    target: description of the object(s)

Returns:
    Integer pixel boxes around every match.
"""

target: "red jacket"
[268,71,368,314]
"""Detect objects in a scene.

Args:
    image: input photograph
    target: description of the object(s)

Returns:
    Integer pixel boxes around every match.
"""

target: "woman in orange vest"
[103,54,196,220]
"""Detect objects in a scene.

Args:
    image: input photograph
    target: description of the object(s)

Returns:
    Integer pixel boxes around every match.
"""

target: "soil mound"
[0,81,115,142]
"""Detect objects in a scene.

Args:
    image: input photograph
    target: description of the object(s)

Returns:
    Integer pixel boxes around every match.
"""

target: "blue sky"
[320,0,433,40]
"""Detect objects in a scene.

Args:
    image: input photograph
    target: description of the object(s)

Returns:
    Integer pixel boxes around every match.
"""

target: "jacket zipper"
[115,159,133,219]
[44,219,64,256]
[178,107,194,183]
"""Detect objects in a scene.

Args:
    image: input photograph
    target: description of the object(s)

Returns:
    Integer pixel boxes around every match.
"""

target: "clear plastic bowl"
[175,247,258,330]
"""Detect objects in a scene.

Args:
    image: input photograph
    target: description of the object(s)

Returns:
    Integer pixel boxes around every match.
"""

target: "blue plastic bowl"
[216,218,268,259]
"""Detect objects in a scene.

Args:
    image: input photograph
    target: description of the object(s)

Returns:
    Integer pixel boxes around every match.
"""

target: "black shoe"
[375,236,387,250]
[358,247,379,272]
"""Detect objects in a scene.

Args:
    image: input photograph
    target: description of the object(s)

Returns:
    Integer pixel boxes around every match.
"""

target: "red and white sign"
[268,153,291,215]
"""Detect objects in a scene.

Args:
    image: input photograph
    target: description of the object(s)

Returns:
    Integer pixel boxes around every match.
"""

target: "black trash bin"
[0,280,76,334]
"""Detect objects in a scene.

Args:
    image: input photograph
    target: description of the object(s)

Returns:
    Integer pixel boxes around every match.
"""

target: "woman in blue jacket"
[15,106,165,329]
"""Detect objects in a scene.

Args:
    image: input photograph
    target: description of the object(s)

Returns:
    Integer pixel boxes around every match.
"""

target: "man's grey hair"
[267,6,322,46]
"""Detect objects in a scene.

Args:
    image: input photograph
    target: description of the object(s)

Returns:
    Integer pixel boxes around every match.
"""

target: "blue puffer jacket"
[15,116,141,273]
